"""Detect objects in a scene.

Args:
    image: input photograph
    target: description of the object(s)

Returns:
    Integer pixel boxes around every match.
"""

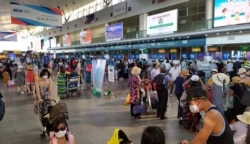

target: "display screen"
[246,52,250,60]
[189,53,196,60]
[152,54,157,59]
[172,53,177,60]
[214,0,250,27]
[147,9,178,36]
[181,53,187,59]
[215,52,222,60]
[105,23,123,42]
[222,52,231,60]
[197,53,203,60]
[158,54,164,59]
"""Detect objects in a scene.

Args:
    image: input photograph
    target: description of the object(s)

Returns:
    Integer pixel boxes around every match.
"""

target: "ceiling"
[0,0,94,32]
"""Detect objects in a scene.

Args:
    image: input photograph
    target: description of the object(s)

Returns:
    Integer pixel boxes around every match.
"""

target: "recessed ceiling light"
[226,32,229,35]
[172,38,175,40]
[216,33,219,35]
[205,34,208,37]
[165,38,167,40]
[239,31,242,33]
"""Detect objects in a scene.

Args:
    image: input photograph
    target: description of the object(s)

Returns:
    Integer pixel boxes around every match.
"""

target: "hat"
[232,76,243,84]
[190,75,199,81]
[181,87,207,102]
[237,112,250,125]
[237,68,246,74]
[181,70,190,76]
[131,66,141,75]
[212,73,230,87]
[173,61,179,65]
[210,69,218,73]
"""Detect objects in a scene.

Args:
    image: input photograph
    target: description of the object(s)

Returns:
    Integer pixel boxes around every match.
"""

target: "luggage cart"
[66,76,80,97]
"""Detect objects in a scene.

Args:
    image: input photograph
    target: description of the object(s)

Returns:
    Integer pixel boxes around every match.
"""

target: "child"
[15,65,25,95]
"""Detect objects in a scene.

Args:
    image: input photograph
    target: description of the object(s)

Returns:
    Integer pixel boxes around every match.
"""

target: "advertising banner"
[93,59,106,96]
[113,2,127,16]
[105,23,123,41]
[85,60,92,84]
[214,0,250,27]
[10,2,62,27]
[50,37,57,48]
[63,33,71,47]
[0,32,17,41]
[108,61,115,82]
[80,30,92,44]
[147,9,178,36]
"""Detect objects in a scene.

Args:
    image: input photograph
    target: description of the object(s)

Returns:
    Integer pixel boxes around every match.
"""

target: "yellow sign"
[170,49,177,53]
[192,47,201,52]
[158,49,165,53]
[208,47,218,52]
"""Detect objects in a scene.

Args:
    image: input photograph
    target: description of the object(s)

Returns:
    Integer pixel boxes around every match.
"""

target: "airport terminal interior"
[1,0,250,144]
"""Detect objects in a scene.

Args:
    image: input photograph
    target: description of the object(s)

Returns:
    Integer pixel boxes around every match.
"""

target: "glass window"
[188,15,197,22]
[188,7,197,15]
[197,13,205,21]
[198,5,205,13]
[179,9,187,17]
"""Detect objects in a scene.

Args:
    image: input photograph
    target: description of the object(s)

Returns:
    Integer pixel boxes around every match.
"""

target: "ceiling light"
[239,31,242,33]
[186,36,189,38]
[172,38,174,40]
[205,34,208,37]
[226,32,229,35]
[164,38,167,40]
[216,33,219,35]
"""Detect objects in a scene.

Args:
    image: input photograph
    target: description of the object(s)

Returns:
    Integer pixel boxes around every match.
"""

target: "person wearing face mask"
[237,67,250,85]
[35,69,54,125]
[181,87,234,144]
[49,116,75,144]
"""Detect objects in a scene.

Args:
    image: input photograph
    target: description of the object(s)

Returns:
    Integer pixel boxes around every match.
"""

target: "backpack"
[152,74,165,92]
[0,92,5,121]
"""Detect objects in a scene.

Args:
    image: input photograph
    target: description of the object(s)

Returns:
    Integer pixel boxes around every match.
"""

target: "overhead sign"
[63,33,71,47]
[214,0,250,27]
[0,32,17,41]
[105,23,123,42]
[147,9,178,36]
[80,30,92,44]
[10,2,62,27]
[113,2,127,16]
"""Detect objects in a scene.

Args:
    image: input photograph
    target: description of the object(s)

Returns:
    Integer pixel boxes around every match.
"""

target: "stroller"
[39,100,69,139]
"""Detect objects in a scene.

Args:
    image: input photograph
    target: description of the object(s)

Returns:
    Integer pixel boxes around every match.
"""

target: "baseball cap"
[181,87,207,102]
[190,75,199,81]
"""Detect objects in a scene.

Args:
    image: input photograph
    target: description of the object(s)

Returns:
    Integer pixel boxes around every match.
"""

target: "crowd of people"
[1,53,250,143]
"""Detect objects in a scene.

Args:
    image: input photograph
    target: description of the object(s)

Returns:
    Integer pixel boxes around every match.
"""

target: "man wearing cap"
[181,87,234,144]
[238,67,250,84]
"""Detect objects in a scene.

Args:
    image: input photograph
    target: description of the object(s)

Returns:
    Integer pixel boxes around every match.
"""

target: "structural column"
[139,13,148,37]
[205,0,213,29]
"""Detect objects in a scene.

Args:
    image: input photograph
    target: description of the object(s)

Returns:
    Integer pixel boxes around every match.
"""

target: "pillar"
[139,13,148,37]
[205,0,213,29]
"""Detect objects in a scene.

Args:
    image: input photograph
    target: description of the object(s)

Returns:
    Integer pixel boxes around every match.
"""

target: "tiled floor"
[0,81,193,144]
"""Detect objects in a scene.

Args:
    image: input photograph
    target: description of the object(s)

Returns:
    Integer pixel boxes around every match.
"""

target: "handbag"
[125,93,130,105]
[133,103,146,114]
[240,89,250,106]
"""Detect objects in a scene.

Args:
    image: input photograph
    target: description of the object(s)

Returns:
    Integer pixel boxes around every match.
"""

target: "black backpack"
[152,74,165,92]
[0,93,5,121]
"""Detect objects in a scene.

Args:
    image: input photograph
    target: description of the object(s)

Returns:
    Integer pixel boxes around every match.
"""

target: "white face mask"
[54,128,67,138]
[239,74,246,78]
[42,75,48,79]
[189,104,199,113]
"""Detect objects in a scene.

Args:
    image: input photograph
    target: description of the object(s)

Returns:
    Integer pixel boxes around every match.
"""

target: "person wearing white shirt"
[169,62,181,96]
[210,60,218,70]
[150,63,160,80]
[163,60,171,71]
